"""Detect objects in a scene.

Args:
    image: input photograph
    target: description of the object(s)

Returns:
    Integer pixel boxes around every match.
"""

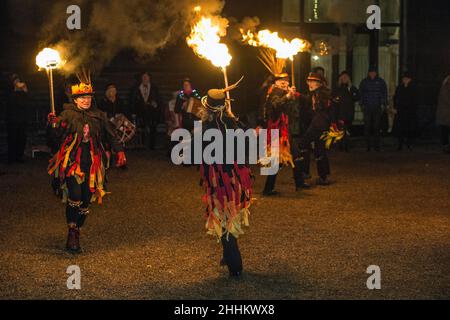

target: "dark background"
[0,0,449,129]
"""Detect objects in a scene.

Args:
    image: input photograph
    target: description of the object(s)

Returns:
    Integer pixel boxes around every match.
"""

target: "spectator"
[312,66,329,88]
[393,72,418,151]
[166,90,182,155]
[130,72,162,150]
[99,83,128,119]
[6,74,31,164]
[359,67,388,152]
[436,75,450,154]
[332,71,360,152]
[174,78,202,132]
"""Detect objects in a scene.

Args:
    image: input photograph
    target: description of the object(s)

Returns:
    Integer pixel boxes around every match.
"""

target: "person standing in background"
[99,83,128,119]
[436,76,450,154]
[393,72,418,151]
[130,72,162,150]
[6,74,31,164]
[312,66,329,89]
[359,67,388,152]
[166,90,182,155]
[332,71,360,152]
[174,78,202,132]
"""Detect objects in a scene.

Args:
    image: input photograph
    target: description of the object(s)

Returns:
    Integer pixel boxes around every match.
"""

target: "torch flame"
[241,29,310,60]
[36,48,62,70]
[187,17,232,69]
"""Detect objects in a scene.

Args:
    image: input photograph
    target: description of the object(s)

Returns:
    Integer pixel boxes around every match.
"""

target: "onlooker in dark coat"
[393,72,418,151]
[359,67,388,151]
[174,78,202,132]
[436,76,450,154]
[99,84,128,119]
[130,72,162,150]
[332,71,360,151]
[6,75,31,164]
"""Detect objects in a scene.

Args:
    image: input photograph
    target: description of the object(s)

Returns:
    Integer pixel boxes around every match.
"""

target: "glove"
[116,151,127,167]
[47,113,57,125]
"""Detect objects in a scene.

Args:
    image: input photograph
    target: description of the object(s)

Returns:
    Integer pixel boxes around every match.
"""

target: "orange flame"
[241,29,310,60]
[36,48,63,70]
[187,17,232,69]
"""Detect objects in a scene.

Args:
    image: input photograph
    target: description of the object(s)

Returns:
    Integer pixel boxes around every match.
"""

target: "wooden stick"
[291,57,295,87]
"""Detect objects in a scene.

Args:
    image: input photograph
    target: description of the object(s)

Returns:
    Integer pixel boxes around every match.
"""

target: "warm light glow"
[36,48,62,70]
[313,55,320,61]
[193,5,201,12]
[187,17,232,69]
[241,29,310,60]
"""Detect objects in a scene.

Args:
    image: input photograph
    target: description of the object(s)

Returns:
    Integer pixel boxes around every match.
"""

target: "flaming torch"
[241,29,310,86]
[36,48,62,115]
[187,16,233,109]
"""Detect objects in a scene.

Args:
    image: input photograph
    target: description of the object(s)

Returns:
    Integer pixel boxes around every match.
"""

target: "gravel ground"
[0,146,449,300]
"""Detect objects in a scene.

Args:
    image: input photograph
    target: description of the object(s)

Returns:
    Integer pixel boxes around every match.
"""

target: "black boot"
[221,234,243,278]
[316,176,331,186]
[263,174,278,196]
[66,227,81,254]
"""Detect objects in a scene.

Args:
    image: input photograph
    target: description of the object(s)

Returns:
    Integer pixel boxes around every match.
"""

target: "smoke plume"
[9,0,225,75]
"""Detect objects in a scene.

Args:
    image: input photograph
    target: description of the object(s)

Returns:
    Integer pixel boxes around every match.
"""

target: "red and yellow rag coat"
[264,86,296,167]
[48,104,124,204]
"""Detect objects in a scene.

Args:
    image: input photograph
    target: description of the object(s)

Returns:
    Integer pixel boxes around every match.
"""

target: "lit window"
[282,0,301,23]
[304,0,400,24]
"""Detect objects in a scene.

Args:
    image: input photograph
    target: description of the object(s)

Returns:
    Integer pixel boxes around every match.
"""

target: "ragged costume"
[256,48,302,195]
[198,81,252,278]
[48,78,126,253]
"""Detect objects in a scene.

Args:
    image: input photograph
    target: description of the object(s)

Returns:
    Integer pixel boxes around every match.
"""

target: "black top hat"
[201,89,226,111]
[307,72,324,83]
[201,76,244,112]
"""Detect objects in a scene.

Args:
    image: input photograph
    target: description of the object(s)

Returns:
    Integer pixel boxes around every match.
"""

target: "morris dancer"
[48,75,126,253]
[197,81,252,278]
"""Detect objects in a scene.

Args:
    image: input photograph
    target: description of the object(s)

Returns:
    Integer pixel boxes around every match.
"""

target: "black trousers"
[339,124,351,152]
[145,114,160,150]
[66,175,92,228]
[441,125,450,146]
[263,136,304,193]
[7,123,27,163]
[221,233,242,274]
[298,126,330,182]
[364,106,382,149]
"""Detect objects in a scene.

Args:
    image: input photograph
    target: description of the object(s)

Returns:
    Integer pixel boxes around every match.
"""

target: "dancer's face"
[75,95,92,110]
[307,80,321,92]
[275,79,289,91]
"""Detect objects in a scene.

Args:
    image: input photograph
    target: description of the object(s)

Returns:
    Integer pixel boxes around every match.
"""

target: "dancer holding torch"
[47,72,127,253]
[257,49,306,196]
[186,14,253,278]
[198,79,252,278]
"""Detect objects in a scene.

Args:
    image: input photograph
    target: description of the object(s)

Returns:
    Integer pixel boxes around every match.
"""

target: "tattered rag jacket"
[48,103,124,203]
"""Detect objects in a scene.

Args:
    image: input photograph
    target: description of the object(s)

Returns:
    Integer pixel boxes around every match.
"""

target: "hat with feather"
[201,76,244,112]
[258,48,289,81]
[71,68,94,98]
